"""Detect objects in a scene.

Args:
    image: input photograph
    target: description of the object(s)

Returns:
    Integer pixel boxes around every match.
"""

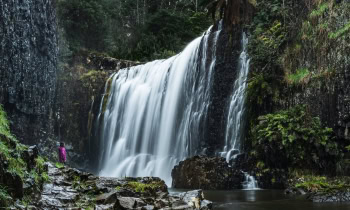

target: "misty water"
[170,189,350,210]
[96,24,223,186]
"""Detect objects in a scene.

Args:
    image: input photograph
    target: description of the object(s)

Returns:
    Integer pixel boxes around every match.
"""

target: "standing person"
[58,142,67,164]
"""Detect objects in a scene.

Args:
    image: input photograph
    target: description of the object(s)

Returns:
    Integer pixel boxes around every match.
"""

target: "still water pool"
[170,189,350,210]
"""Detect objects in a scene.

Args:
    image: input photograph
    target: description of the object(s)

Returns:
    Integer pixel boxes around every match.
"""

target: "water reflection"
[169,189,350,210]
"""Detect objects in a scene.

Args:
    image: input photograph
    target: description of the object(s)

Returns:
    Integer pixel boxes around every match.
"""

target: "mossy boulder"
[172,155,245,190]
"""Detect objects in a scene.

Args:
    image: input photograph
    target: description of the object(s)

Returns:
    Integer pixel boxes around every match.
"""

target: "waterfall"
[95,24,222,186]
[242,172,259,190]
[221,33,250,162]
[221,33,259,190]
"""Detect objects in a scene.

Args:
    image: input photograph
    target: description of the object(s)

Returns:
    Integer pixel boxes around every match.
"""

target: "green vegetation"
[0,105,50,207]
[0,105,15,140]
[0,186,11,207]
[251,105,340,171]
[286,68,310,85]
[126,181,163,194]
[329,21,350,39]
[72,175,88,190]
[55,162,65,169]
[293,175,350,193]
[310,3,329,18]
[57,0,212,61]
[101,77,113,114]
[245,0,350,179]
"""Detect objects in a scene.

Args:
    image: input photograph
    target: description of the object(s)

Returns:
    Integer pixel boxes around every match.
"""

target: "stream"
[170,189,350,210]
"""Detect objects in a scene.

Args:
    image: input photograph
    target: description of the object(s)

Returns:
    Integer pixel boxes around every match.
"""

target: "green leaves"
[57,0,211,61]
[251,105,339,170]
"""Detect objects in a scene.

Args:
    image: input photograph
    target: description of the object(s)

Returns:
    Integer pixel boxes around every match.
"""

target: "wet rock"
[141,205,155,210]
[96,191,118,204]
[154,199,167,209]
[254,168,288,189]
[23,177,36,195]
[171,200,190,208]
[21,145,39,170]
[5,172,23,199]
[38,195,65,208]
[309,190,350,202]
[284,187,306,195]
[172,155,244,190]
[114,197,138,209]
[95,203,115,210]
[179,190,213,210]
[34,162,213,209]
[0,0,57,147]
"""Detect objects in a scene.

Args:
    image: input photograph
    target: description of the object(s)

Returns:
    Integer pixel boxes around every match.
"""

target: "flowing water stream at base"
[169,189,350,210]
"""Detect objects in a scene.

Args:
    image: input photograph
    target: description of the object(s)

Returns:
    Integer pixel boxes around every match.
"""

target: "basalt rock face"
[205,26,242,155]
[0,0,57,145]
[171,155,245,190]
[282,3,350,143]
[55,52,141,168]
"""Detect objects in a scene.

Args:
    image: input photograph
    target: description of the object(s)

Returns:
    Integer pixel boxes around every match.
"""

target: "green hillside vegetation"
[57,0,212,62]
[0,105,49,207]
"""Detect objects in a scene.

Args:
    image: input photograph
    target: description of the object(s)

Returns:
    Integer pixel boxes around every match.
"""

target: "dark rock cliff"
[206,0,255,155]
[0,0,58,147]
[55,52,141,167]
[280,2,350,145]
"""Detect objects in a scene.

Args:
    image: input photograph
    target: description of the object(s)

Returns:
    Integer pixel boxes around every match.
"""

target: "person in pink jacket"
[58,142,67,163]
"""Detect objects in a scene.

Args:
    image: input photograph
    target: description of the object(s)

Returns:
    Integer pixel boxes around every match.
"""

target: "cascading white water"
[242,172,259,190]
[221,33,250,162]
[96,24,222,186]
[220,33,259,190]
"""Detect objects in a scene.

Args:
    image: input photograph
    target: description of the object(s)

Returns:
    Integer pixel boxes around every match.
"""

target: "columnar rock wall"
[0,0,58,145]
[55,52,141,167]
[284,3,350,142]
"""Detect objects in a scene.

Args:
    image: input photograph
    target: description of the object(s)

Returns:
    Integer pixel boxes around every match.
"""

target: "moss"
[101,76,113,114]
[35,156,45,172]
[285,68,310,85]
[126,181,162,194]
[329,21,350,39]
[8,157,26,178]
[293,175,350,193]
[20,195,32,208]
[55,162,64,169]
[79,70,108,89]
[0,105,11,138]
[310,3,329,18]
[0,105,52,207]
[0,185,11,207]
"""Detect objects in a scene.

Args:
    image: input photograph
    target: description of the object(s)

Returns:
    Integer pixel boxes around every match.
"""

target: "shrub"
[251,105,340,172]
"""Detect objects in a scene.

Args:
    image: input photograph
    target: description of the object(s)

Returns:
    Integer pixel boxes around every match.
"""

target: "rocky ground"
[12,162,212,209]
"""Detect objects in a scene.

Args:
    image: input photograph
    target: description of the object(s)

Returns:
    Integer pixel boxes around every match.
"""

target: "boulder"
[114,197,142,209]
[172,155,244,190]
[21,145,39,170]
[179,190,213,210]
[96,191,118,204]
[5,172,23,199]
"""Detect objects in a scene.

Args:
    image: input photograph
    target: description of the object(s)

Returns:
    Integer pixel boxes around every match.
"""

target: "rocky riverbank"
[33,163,213,209]
[3,158,213,209]
[285,175,350,203]
[172,155,350,204]
[1,104,212,209]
